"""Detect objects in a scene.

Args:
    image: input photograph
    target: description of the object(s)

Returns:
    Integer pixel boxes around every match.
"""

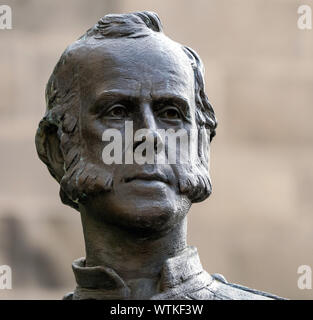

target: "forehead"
[76,34,195,102]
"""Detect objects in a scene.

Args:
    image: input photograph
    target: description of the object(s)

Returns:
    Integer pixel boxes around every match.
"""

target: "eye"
[158,107,181,120]
[105,104,128,119]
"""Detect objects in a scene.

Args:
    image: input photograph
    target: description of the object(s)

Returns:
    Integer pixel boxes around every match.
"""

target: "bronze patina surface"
[35,11,284,300]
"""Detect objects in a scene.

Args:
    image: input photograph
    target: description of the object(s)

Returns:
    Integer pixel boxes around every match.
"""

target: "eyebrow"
[90,90,138,114]
[152,94,190,114]
[90,90,192,117]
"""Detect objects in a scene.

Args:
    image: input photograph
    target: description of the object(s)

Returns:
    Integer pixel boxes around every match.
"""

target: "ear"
[35,119,64,182]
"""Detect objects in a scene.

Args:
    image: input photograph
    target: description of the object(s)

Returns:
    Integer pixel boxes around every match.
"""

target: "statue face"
[73,34,206,233]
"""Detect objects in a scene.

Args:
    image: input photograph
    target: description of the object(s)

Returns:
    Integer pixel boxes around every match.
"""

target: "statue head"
[35,11,217,235]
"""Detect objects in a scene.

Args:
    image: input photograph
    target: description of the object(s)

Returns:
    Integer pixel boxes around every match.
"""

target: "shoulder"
[204,273,286,300]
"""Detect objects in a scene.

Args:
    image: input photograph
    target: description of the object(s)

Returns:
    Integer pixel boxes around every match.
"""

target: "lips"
[124,172,169,184]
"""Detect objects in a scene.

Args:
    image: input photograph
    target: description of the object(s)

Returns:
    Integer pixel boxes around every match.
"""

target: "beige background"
[0,0,312,299]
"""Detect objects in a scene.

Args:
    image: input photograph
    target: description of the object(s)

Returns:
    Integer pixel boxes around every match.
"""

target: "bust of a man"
[35,11,283,300]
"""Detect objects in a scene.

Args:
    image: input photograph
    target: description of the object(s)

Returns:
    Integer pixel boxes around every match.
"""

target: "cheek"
[80,119,102,161]
[81,116,129,166]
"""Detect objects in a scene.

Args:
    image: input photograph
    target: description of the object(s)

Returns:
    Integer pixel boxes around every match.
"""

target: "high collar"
[69,246,213,300]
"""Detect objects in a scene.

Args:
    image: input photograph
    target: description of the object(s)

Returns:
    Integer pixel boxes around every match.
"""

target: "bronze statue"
[35,11,283,300]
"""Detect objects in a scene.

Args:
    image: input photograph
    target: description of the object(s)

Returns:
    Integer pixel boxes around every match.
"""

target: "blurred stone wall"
[0,0,312,299]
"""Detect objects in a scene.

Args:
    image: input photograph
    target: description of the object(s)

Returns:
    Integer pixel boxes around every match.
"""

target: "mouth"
[124,172,169,184]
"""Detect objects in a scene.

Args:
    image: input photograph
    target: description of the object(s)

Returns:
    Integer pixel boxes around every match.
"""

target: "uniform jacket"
[64,246,285,300]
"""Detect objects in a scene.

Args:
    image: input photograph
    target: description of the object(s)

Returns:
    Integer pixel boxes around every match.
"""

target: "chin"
[81,190,190,236]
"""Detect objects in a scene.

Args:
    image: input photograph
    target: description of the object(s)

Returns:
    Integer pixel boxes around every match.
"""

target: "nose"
[138,102,157,131]
[133,102,164,154]
[132,130,163,155]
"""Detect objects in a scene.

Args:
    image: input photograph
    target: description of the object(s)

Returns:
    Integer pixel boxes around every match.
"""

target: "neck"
[79,207,187,297]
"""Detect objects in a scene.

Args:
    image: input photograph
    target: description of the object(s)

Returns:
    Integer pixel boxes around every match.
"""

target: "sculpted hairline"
[43,15,217,136]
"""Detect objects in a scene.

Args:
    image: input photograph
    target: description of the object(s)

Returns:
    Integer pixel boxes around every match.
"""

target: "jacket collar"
[70,246,212,300]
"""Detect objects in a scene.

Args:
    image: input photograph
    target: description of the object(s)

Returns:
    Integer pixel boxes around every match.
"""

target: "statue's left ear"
[35,119,65,183]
